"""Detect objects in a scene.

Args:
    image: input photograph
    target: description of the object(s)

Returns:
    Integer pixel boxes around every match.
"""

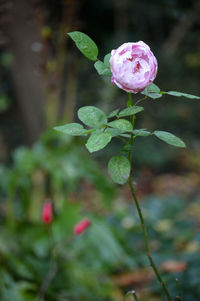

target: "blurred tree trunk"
[9,0,45,144]
[56,0,79,124]
[58,50,78,123]
[7,0,81,144]
[36,0,80,127]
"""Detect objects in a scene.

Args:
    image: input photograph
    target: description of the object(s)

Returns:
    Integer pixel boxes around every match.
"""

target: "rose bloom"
[42,201,53,224]
[74,218,91,235]
[110,41,158,93]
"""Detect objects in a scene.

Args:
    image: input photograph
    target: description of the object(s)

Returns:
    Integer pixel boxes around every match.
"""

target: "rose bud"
[74,218,91,235]
[110,41,158,93]
[42,201,53,224]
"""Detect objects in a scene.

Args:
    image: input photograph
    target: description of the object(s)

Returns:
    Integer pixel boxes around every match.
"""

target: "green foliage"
[133,129,151,137]
[120,143,133,154]
[0,51,13,66]
[54,123,87,136]
[1,133,200,300]
[107,109,119,118]
[118,106,144,117]
[108,155,130,184]
[141,83,200,101]
[103,53,111,65]
[94,61,112,77]
[0,133,121,301]
[108,119,133,133]
[0,272,36,301]
[142,83,162,99]
[78,106,107,128]
[53,104,148,155]
[164,91,200,100]
[0,94,10,112]
[154,130,186,148]
[86,132,112,153]
[105,128,122,137]
[94,53,112,77]
[68,31,98,61]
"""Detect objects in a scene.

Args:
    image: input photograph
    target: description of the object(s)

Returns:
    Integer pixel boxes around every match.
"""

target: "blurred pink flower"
[42,201,53,224]
[74,218,91,235]
[110,41,158,93]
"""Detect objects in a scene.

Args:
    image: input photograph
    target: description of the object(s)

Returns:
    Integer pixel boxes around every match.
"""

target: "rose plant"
[54,31,200,301]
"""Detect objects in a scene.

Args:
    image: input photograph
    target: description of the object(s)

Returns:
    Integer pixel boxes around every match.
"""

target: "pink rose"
[110,41,158,93]
[74,218,91,235]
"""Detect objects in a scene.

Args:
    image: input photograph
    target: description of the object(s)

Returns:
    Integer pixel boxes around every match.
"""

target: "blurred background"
[0,0,200,300]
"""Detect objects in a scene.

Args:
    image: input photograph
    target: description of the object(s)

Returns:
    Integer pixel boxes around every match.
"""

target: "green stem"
[128,92,133,105]
[127,93,172,301]
[135,95,148,106]
[125,290,139,301]
[132,291,139,301]
[175,278,183,301]
[38,225,57,301]
[128,168,172,301]
[128,178,149,251]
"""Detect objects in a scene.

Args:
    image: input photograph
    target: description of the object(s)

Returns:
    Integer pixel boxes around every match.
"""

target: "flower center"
[134,62,140,73]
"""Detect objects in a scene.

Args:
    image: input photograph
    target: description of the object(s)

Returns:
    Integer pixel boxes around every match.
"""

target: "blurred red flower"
[42,201,53,224]
[74,218,91,235]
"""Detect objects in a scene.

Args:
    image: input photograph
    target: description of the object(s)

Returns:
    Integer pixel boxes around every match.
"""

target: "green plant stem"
[128,178,172,301]
[128,92,133,105]
[37,229,74,301]
[132,291,139,301]
[135,95,148,105]
[38,225,57,301]
[127,93,172,301]
[175,278,183,301]
[125,290,139,301]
